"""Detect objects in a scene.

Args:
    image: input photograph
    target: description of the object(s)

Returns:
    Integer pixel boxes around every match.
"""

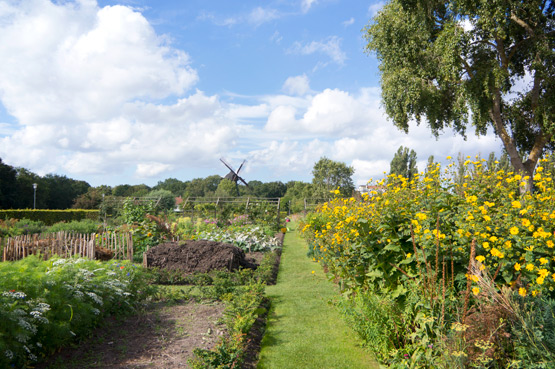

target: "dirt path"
[37,301,225,369]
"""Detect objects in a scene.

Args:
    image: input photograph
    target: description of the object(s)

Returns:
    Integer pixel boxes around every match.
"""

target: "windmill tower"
[220,158,250,196]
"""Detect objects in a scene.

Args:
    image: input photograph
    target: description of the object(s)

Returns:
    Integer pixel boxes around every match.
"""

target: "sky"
[0,0,503,188]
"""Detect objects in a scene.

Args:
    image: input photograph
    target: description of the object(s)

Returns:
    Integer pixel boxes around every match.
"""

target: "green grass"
[257,223,379,369]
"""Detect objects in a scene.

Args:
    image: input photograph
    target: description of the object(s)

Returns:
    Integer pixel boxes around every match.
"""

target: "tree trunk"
[488,90,551,192]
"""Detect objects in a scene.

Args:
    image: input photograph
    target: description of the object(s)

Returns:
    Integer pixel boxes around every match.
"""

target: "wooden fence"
[1,231,133,262]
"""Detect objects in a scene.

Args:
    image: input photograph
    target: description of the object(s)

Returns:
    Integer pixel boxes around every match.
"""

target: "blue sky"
[0,0,501,187]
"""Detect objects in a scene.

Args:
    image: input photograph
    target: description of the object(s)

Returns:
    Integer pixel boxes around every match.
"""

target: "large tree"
[389,146,418,181]
[365,0,555,189]
[312,157,355,197]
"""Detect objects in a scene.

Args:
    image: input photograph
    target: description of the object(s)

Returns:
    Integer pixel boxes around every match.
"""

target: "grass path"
[257,223,379,369]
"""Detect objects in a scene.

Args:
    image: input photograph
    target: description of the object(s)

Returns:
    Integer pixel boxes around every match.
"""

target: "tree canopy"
[389,146,418,181]
[365,0,555,187]
[311,157,355,197]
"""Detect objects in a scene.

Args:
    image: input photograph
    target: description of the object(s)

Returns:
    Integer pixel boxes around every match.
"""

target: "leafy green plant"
[46,219,100,234]
[0,256,155,368]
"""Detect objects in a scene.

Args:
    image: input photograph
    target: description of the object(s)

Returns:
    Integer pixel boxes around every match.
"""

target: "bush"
[301,154,555,367]
[0,256,155,368]
[46,219,100,234]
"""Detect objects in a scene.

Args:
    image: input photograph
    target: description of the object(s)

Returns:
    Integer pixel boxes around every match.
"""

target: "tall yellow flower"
[519,287,527,297]
[512,200,522,209]
[514,263,521,271]
[510,227,519,235]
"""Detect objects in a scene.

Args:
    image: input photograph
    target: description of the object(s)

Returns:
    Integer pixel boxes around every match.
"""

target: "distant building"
[357,184,386,195]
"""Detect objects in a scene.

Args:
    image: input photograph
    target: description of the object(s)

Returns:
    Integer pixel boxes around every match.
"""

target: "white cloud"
[136,162,174,178]
[248,7,279,26]
[0,1,197,126]
[289,36,346,66]
[342,17,355,27]
[282,75,311,96]
[301,0,318,13]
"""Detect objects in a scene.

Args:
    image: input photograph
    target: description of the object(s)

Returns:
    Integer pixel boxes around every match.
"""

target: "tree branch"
[510,13,535,38]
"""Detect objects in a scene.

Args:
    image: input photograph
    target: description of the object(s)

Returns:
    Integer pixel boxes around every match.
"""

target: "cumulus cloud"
[289,36,347,66]
[0,1,504,186]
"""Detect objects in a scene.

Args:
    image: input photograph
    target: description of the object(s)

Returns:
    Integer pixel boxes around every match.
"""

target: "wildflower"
[540,258,548,265]
[510,227,519,235]
[406,253,412,258]
[311,271,315,274]
[519,287,527,297]
[515,263,521,271]
[522,218,531,227]
[526,263,535,271]
[548,241,554,248]
[476,255,486,263]
[472,287,480,295]
[512,201,522,209]
[537,277,545,285]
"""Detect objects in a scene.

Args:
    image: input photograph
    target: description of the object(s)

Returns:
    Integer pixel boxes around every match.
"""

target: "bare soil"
[37,301,226,369]
[144,240,257,273]
[37,237,284,369]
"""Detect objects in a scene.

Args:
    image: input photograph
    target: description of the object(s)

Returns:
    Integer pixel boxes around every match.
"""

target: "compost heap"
[144,240,257,273]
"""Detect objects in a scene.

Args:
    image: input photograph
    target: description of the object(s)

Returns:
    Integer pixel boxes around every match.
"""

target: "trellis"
[181,197,282,227]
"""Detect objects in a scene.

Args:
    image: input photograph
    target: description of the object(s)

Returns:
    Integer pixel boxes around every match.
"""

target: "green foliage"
[311,156,355,197]
[195,224,281,253]
[390,146,418,182]
[189,281,265,369]
[46,219,100,234]
[510,296,555,367]
[0,209,99,226]
[301,154,555,367]
[147,189,176,212]
[364,0,555,178]
[0,256,155,368]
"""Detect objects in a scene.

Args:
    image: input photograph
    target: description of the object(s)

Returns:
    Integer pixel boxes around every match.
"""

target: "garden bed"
[36,301,226,369]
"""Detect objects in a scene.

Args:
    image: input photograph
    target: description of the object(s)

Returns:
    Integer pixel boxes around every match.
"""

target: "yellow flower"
[512,200,522,209]
[526,263,535,271]
[515,263,521,271]
[547,240,554,248]
[476,255,486,263]
[519,287,527,297]
[522,218,531,227]
[537,277,545,285]
[482,242,490,249]
[472,287,480,296]
[528,225,535,232]
[540,258,548,265]
[407,253,412,258]
[510,227,519,235]
[539,268,549,278]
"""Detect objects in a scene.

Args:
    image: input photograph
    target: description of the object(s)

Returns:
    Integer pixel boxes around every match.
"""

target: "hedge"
[0,210,99,225]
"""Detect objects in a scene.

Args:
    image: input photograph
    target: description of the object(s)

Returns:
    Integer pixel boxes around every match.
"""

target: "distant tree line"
[0,157,357,213]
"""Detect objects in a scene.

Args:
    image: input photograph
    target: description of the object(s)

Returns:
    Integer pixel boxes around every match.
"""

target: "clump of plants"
[195,224,281,252]
[301,154,555,367]
[0,255,155,368]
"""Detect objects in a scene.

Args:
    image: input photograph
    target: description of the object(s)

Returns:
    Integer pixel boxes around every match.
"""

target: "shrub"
[46,219,100,234]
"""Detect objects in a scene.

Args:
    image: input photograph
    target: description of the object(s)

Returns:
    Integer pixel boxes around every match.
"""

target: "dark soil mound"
[144,240,256,273]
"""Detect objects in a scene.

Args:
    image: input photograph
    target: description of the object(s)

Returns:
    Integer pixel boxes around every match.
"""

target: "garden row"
[1,197,284,368]
[301,156,555,368]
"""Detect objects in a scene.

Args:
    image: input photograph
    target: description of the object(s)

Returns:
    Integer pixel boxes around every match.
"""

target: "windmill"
[220,158,250,196]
